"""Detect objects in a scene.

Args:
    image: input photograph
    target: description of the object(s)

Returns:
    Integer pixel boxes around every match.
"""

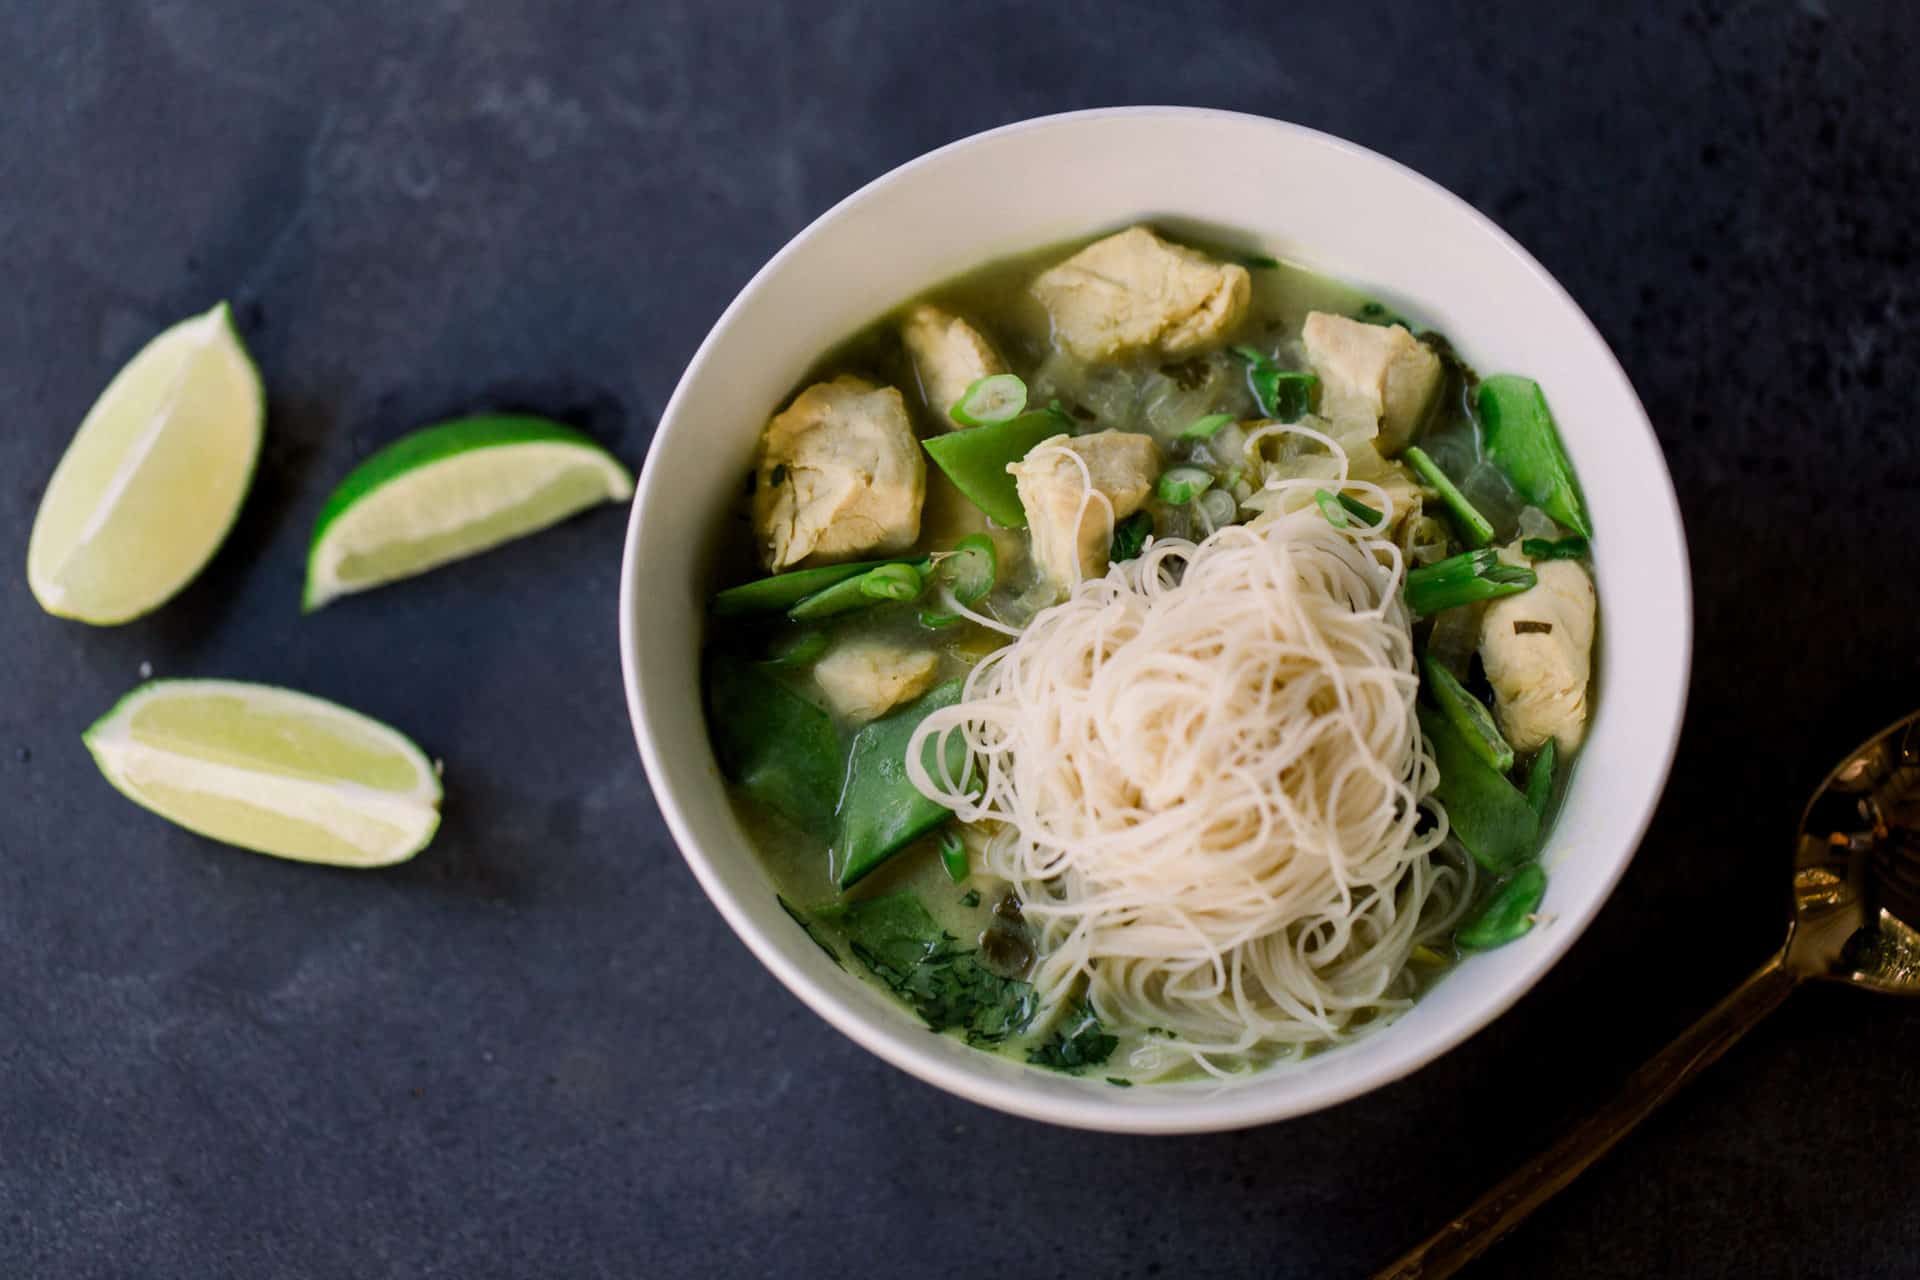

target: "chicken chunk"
[1008,431,1160,589]
[1031,227,1251,362]
[900,304,1007,429]
[1479,545,1596,754]
[812,639,939,723]
[1301,312,1442,456]
[751,375,925,570]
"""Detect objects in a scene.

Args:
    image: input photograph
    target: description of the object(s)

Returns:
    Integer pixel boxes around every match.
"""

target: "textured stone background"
[4,2,1917,1277]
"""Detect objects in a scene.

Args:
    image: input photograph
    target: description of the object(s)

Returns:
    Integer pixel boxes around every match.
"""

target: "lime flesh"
[83,679,443,868]
[303,415,633,610]
[27,302,263,624]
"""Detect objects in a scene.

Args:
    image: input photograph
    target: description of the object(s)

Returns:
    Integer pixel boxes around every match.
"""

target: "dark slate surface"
[4,2,1917,1276]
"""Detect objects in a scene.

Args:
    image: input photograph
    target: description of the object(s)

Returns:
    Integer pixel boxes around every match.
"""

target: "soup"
[701,225,1595,1083]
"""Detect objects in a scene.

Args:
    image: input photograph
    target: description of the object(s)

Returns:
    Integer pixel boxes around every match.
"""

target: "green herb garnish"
[1156,466,1214,505]
[1403,445,1494,548]
[938,828,969,883]
[1231,345,1317,420]
[1027,999,1118,1072]
[1521,535,1590,562]
[1179,412,1236,441]
[1111,510,1153,562]
[777,894,841,965]
[818,894,1037,1044]
[1403,549,1536,616]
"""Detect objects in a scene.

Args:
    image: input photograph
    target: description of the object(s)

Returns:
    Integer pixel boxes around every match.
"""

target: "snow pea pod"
[835,680,968,888]
[921,404,1075,527]
[1478,375,1591,538]
[705,655,843,836]
[1457,864,1548,951]
[1419,703,1539,874]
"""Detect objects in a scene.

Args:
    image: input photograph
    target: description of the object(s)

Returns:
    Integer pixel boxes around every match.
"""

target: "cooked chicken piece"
[1479,545,1596,753]
[1031,227,1251,362]
[900,304,1007,429]
[1008,431,1160,589]
[751,375,925,570]
[812,639,939,723]
[1301,312,1442,456]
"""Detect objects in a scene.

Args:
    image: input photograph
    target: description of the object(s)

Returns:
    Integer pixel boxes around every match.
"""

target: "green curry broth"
[704,226,1576,1077]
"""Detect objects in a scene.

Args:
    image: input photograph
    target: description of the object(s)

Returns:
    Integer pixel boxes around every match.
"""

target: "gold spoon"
[1379,709,1920,1278]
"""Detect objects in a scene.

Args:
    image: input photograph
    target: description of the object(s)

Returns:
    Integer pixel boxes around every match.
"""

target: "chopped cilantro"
[777,894,841,965]
[1105,1076,1134,1088]
[1230,345,1316,419]
[1027,999,1119,1072]
[814,893,1036,1045]
[1110,510,1153,563]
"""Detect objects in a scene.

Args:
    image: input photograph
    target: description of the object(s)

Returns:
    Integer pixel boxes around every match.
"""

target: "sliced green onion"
[760,629,829,668]
[1403,445,1494,549]
[1157,466,1214,505]
[1457,864,1548,951]
[938,828,969,883]
[861,562,923,601]
[1231,346,1318,420]
[1521,535,1590,562]
[948,373,1028,428]
[1262,370,1317,421]
[1242,253,1281,269]
[1196,487,1238,529]
[1524,740,1557,820]
[1404,549,1536,617]
[1111,510,1153,563]
[1338,492,1384,526]
[1422,655,1515,773]
[1315,489,1386,530]
[1179,412,1236,440]
[919,534,998,628]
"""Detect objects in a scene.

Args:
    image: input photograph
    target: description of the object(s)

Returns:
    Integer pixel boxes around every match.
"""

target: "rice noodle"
[906,434,1474,1078]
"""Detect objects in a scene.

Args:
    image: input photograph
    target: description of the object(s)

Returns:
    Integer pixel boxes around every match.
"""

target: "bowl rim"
[619,105,1692,1133]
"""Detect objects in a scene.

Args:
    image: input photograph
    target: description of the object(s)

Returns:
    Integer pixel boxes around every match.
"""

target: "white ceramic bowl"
[619,108,1690,1133]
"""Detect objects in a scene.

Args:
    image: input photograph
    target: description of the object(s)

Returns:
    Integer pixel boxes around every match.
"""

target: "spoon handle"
[1375,951,1801,1280]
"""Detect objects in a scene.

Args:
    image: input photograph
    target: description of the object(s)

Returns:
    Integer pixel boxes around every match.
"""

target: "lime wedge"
[303,415,634,610]
[83,679,442,867]
[28,302,264,624]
